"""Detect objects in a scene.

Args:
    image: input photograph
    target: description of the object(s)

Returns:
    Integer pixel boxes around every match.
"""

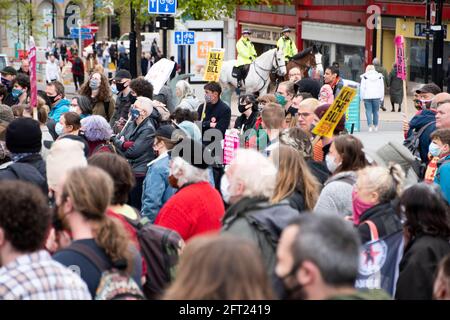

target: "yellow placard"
[312,86,357,138]
[203,48,225,82]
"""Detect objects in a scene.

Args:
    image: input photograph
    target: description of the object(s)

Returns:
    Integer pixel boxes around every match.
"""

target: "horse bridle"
[253,50,284,92]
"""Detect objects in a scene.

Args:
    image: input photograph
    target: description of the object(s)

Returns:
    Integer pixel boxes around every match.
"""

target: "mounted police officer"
[277,26,298,63]
[235,29,257,91]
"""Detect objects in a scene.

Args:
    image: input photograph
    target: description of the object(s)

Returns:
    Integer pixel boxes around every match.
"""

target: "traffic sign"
[70,32,93,40]
[174,31,195,45]
[70,27,92,34]
[148,0,177,15]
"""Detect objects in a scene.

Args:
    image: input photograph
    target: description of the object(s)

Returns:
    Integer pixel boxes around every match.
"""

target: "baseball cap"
[415,83,441,96]
[0,66,17,76]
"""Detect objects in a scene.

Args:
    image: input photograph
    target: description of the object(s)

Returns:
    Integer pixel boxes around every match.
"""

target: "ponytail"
[94,216,133,274]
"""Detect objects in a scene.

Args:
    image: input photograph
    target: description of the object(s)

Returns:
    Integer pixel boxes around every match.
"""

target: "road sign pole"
[432,0,444,89]
[163,28,168,58]
[78,20,82,56]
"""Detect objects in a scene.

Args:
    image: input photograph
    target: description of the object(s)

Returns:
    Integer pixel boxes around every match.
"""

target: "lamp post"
[129,1,137,78]
[431,0,444,89]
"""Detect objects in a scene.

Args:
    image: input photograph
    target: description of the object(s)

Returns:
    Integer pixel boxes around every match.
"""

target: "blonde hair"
[271,145,320,210]
[357,164,405,203]
[62,166,133,273]
[366,64,375,72]
[298,98,320,112]
[230,149,277,199]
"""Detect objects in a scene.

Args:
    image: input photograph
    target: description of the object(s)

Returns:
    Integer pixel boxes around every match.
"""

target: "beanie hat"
[46,139,87,190]
[6,118,42,153]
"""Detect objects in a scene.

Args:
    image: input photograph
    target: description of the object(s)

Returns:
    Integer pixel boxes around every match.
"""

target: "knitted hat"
[6,118,42,153]
[0,104,14,124]
[46,139,87,190]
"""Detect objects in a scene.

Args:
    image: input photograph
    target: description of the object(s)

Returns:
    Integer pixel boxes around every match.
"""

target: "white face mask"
[69,106,78,113]
[220,174,232,204]
[55,122,64,136]
[325,154,340,173]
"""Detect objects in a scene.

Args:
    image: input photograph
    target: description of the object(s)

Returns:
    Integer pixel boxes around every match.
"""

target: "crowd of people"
[0,39,450,301]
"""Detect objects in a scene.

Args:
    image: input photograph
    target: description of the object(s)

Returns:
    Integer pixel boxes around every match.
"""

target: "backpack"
[355,220,404,297]
[67,242,145,300]
[125,217,185,299]
[152,100,171,122]
[403,122,434,179]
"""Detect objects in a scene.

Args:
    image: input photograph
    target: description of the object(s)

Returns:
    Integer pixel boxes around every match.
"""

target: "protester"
[70,95,93,119]
[430,129,450,203]
[297,98,320,133]
[388,63,403,112]
[353,164,405,243]
[10,74,30,106]
[72,51,85,91]
[275,81,296,118]
[112,97,156,210]
[45,53,60,84]
[0,66,17,106]
[323,66,344,98]
[270,145,320,212]
[79,72,115,122]
[288,67,302,82]
[52,166,142,298]
[0,83,7,105]
[175,80,200,112]
[45,81,70,123]
[234,94,259,134]
[110,70,134,132]
[163,235,274,300]
[0,181,91,300]
[433,253,450,300]
[0,118,47,194]
[278,127,330,186]
[197,82,231,142]
[314,135,368,217]
[221,149,299,297]
[17,58,30,76]
[436,98,450,130]
[318,84,334,105]
[360,65,385,132]
[170,107,202,141]
[56,112,81,138]
[276,214,390,300]
[258,102,285,154]
[395,183,450,300]
[0,103,14,164]
[80,115,114,156]
[141,125,179,222]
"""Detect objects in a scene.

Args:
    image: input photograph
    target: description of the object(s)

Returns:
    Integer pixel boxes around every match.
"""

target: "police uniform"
[276,27,298,62]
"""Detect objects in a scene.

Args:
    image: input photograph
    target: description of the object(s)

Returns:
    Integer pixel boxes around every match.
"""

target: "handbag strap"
[361,220,379,241]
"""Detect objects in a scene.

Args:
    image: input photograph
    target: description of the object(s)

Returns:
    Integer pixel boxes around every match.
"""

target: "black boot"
[391,103,395,112]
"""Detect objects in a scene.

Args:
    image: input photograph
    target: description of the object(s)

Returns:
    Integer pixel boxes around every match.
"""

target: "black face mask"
[1,77,12,89]
[280,267,307,300]
[238,103,251,114]
[116,82,127,92]
[129,94,137,104]
[46,94,58,106]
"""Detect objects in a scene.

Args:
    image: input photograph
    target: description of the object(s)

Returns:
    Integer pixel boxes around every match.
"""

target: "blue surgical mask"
[55,122,64,136]
[275,93,287,107]
[111,84,118,95]
[89,79,100,90]
[429,142,443,157]
[130,107,140,120]
[11,88,24,99]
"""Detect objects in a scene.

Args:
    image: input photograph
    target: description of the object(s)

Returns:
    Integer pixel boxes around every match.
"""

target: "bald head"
[135,96,154,116]
[431,93,450,110]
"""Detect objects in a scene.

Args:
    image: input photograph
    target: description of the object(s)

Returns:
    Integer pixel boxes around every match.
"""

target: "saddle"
[232,64,250,83]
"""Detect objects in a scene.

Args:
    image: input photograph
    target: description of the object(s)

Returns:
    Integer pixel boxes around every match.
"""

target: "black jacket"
[233,111,258,134]
[306,159,330,186]
[395,234,450,300]
[197,99,231,142]
[285,189,306,212]
[110,91,135,130]
[113,116,156,175]
[357,200,403,244]
[0,154,47,194]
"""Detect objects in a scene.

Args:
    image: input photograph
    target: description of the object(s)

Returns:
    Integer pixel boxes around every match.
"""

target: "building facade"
[236,0,450,84]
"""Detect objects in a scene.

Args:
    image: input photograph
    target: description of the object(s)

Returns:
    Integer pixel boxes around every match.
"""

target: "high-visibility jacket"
[235,37,257,67]
[277,36,298,61]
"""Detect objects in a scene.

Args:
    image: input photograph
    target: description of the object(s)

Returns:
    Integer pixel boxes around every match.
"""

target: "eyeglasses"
[289,73,301,77]
[298,112,313,118]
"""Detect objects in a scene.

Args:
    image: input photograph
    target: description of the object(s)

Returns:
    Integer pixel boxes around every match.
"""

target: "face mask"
[220,174,232,204]
[238,103,251,114]
[130,107,140,121]
[429,142,443,157]
[116,82,127,92]
[280,268,306,300]
[111,84,118,95]
[205,94,213,104]
[89,79,100,90]
[275,93,287,107]
[69,106,78,113]
[168,174,179,189]
[46,94,58,106]
[325,154,340,173]
[11,88,23,99]
[55,122,64,136]
[352,189,374,225]
[1,77,11,89]
[414,99,432,110]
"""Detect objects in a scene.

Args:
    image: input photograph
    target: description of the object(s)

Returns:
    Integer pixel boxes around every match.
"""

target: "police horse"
[219,47,286,97]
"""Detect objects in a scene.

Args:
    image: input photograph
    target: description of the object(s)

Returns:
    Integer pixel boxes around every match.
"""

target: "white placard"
[144,58,175,95]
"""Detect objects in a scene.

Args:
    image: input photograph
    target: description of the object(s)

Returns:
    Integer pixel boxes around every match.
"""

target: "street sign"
[174,31,195,45]
[148,0,177,15]
[70,27,92,34]
[70,32,93,40]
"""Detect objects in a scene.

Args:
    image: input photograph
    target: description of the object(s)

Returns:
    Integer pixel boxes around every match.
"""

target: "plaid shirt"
[0,250,92,300]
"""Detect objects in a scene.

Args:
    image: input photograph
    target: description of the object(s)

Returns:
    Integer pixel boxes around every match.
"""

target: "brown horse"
[269,46,318,90]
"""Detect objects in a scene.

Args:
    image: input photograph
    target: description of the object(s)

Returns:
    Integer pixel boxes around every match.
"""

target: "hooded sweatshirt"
[360,70,384,100]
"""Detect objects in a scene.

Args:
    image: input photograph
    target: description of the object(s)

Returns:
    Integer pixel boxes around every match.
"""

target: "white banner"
[144,58,175,95]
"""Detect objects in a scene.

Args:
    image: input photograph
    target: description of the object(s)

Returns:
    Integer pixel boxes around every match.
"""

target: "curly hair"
[0,180,51,252]
[129,77,153,99]
[79,72,112,103]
